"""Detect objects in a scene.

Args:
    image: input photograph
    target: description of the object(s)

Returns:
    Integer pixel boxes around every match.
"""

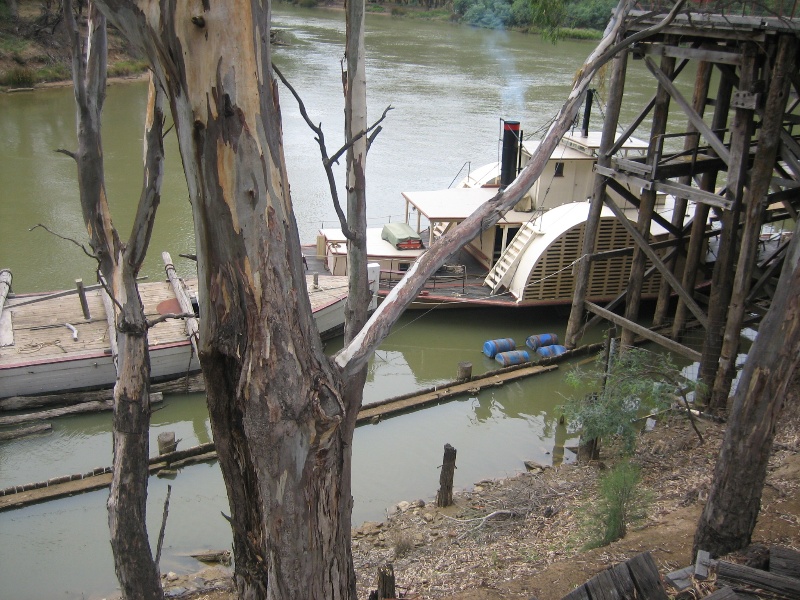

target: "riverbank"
[0,0,600,90]
[160,391,800,600]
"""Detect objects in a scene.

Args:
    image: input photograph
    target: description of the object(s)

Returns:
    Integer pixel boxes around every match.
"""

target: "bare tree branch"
[146,312,195,328]
[56,147,78,160]
[29,223,96,259]
[272,62,392,240]
[336,0,687,375]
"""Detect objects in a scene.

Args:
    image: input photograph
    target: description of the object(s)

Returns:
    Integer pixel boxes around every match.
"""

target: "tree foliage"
[452,0,613,33]
[561,347,701,454]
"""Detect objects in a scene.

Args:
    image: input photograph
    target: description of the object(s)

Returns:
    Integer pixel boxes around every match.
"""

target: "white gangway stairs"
[483,220,541,294]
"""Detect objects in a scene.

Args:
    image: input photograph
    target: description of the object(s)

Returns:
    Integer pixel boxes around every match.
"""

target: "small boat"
[315,119,700,308]
[0,259,366,399]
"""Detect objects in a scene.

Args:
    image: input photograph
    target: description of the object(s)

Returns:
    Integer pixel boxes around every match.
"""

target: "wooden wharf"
[0,345,600,512]
[563,3,800,409]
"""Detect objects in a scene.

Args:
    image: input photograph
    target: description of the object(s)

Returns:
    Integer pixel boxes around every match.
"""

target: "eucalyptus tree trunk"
[693,218,800,558]
[63,1,166,598]
[90,2,353,597]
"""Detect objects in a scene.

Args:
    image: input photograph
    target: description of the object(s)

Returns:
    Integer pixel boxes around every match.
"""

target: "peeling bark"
[63,1,166,598]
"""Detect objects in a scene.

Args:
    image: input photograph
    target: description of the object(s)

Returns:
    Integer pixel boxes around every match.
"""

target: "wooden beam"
[643,55,732,165]
[597,165,732,209]
[603,195,709,327]
[586,301,701,361]
[605,177,683,236]
[608,57,692,156]
[643,43,742,65]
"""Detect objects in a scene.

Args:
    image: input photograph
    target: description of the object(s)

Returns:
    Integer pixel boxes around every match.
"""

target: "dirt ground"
[170,393,800,600]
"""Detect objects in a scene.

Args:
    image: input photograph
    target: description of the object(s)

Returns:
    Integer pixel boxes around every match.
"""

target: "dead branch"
[272,62,392,240]
[155,484,172,565]
[146,312,195,328]
[29,223,95,259]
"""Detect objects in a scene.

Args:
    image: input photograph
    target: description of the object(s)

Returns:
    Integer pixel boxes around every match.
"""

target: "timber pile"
[561,551,670,600]
[665,546,800,599]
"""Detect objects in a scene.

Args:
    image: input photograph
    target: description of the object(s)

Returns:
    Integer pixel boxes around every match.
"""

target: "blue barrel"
[525,333,560,350]
[482,337,515,358]
[495,350,530,366]
[536,344,567,359]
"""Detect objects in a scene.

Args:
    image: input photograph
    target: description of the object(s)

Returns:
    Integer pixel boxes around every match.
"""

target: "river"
[0,7,681,599]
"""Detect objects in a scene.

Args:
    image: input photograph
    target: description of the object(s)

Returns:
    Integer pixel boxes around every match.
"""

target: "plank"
[609,561,637,598]
[665,565,694,591]
[717,559,800,599]
[627,552,670,600]
[695,549,711,580]
[585,568,619,600]
[771,546,800,580]
[0,392,163,426]
[704,588,740,600]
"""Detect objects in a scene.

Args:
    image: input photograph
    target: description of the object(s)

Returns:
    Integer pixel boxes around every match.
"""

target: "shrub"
[561,347,700,455]
[3,66,35,87]
[108,59,149,78]
[582,461,650,548]
[390,6,407,15]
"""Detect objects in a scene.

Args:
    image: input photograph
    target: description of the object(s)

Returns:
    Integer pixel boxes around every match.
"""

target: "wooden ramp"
[562,552,669,600]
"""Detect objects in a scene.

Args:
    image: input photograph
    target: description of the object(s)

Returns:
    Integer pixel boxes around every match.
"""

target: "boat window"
[554,162,565,177]
[398,262,410,272]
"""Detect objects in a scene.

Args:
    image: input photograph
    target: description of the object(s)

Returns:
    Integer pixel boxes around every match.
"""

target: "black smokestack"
[500,120,520,189]
[581,89,594,138]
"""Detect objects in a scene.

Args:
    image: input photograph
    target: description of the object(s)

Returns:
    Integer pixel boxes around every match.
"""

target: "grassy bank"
[1,0,601,89]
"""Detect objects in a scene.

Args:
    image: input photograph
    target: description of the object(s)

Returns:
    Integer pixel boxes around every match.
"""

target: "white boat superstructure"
[316,121,702,308]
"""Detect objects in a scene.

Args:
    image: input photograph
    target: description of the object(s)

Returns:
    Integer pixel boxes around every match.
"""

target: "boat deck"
[303,245,519,308]
[1,279,197,369]
[1,272,350,397]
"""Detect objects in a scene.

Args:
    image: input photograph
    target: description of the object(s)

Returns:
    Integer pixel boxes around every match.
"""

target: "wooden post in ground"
[376,563,396,600]
[653,59,712,326]
[621,45,675,349]
[457,362,472,381]
[577,393,600,462]
[672,66,733,339]
[712,34,798,407]
[0,269,11,316]
[565,47,628,348]
[436,443,457,507]
[157,431,177,455]
[75,279,91,320]
[698,43,757,408]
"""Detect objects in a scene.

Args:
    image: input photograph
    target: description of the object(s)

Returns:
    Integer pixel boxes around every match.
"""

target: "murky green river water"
[0,6,693,598]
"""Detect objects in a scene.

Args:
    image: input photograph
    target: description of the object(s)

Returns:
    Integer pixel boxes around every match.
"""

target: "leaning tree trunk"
[693,217,800,558]
[91,2,353,597]
[63,2,166,598]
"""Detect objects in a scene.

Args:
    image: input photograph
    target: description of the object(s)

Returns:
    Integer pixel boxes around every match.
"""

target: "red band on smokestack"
[504,121,520,131]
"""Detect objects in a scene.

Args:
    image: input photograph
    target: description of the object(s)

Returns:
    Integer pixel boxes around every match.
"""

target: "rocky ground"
[166,392,800,600]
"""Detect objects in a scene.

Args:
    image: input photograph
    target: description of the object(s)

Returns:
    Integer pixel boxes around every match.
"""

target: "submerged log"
[0,423,52,441]
[0,392,163,426]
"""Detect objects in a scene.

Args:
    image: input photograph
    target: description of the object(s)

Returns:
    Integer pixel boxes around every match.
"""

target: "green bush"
[108,59,149,78]
[34,64,70,82]
[564,0,617,30]
[582,461,650,548]
[2,66,35,87]
[561,347,697,455]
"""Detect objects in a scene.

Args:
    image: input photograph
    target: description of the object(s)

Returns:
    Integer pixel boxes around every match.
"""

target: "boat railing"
[378,265,466,294]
